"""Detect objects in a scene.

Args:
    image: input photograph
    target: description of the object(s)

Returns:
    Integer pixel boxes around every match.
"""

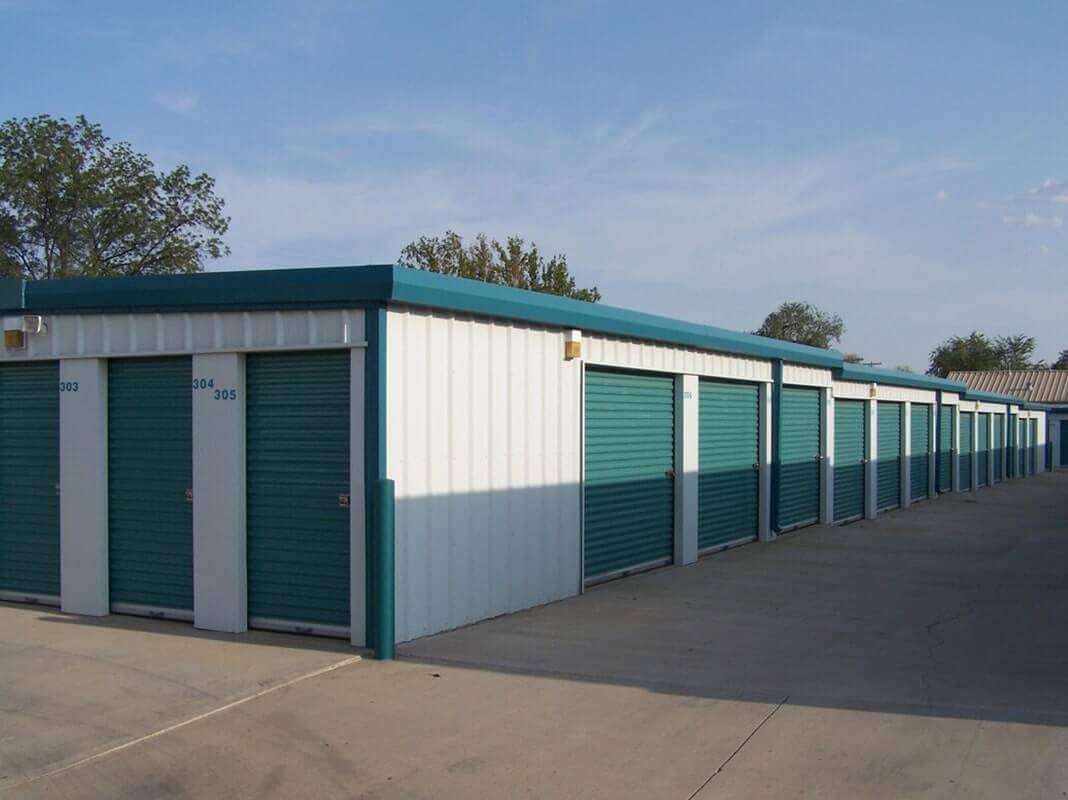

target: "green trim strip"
[364,305,387,649]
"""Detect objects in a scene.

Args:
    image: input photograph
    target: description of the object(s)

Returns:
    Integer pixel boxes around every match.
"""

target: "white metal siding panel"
[0,310,365,361]
[832,382,936,404]
[584,335,772,383]
[386,308,582,643]
[782,364,833,388]
[941,393,961,406]
[874,385,937,404]
[832,381,871,400]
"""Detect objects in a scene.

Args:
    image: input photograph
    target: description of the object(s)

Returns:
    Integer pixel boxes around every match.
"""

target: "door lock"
[664,469,675,479]
[185,488,193,503]
[338,493,351,509]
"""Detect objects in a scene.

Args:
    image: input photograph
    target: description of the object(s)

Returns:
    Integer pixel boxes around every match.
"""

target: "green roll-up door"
[1029,419,1038,473]
[877,402,902,511]
[833,399,866,522]
[0,363,60,601]
[698,380,758,551]
[910,404,931,501]
[247,351,351,631]
[584,369,674,580]
[779,386,821,529]
[959,412,974,490]
[938,405,954,492]
[108,357,193,614]
[976,413,990,487]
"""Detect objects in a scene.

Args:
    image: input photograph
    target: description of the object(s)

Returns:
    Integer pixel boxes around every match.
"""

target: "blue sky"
[3,1,1066,369]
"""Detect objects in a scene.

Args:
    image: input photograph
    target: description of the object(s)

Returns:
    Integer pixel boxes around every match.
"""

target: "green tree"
[0,114,228,279]
[993,334,1037,369]
[927,332,999,377]
[1053,350,1068,370]
[398,230,600,302]
[754,302,843,348]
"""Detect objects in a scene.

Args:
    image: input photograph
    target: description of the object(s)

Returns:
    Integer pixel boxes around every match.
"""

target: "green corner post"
[770,359,783,533]
[373,478,395,660]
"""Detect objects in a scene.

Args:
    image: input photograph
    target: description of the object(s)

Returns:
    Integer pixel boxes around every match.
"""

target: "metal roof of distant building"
[948,370,1068,403]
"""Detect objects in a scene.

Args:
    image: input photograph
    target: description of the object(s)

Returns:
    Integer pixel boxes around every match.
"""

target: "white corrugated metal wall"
[386,307,582,643]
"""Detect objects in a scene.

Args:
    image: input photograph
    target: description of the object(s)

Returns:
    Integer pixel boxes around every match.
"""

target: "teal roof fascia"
[17,265,396,314]
[960,388,1031,406]
[7,264,843,369]
[388,267,842,368]
[1019,402,1054,412]
[836,363,967,393]
[0,278,25,311]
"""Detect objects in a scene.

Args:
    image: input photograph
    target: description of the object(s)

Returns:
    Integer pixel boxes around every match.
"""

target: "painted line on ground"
[3,654,362,793]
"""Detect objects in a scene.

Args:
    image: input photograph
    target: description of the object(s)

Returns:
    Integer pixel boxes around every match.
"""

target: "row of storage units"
[581,365,1049,586]
[0,265,1056,647]
[0,351,354,634]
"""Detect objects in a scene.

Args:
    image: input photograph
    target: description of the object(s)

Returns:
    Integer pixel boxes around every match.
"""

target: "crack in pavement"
[686,695,789,800]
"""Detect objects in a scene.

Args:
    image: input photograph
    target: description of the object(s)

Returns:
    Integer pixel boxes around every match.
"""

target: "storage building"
[0,266,1053,648]
[949,370,1068,470]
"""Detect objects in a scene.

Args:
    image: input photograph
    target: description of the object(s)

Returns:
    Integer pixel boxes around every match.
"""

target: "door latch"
[185,488,194,503]
[338,493,351,509]
[664,469,676,479]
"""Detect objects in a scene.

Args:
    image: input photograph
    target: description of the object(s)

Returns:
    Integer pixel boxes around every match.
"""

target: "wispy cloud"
[1002,213,1063,228]
[153,90,200,114]
[1020,177,1068,205]
[216,105,901,300]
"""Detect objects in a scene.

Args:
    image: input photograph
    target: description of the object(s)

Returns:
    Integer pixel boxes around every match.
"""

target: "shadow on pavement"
[401,473,1068,728]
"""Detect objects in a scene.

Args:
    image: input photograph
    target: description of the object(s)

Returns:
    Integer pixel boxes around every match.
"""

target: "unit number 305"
[193,378,236,400]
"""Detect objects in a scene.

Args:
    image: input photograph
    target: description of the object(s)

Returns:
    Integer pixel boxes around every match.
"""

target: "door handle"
[665,469,675,479]
[185,488,193,504]
[338,493,351,509]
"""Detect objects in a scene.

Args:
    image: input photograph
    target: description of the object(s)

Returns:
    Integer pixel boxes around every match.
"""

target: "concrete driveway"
[2,473,1067,799]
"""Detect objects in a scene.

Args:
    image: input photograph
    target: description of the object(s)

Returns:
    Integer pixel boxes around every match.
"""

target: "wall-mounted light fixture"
[3,315,47,350]
[564,329,582,360]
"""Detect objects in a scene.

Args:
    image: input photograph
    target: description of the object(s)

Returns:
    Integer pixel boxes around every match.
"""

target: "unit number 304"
[193,378,236,400]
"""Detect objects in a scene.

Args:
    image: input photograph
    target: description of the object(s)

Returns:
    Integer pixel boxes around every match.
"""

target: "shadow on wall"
[395,460,772,642]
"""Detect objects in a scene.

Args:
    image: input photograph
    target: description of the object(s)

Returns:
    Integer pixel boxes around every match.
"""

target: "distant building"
[950,370,1068,467]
